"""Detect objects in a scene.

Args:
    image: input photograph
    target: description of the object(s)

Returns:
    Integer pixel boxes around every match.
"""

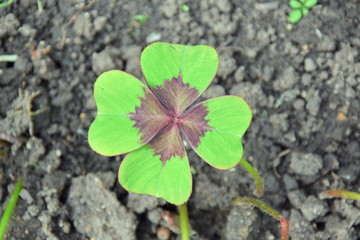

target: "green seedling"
[180,4,190,12]
[0,179,23,240]
[129,14,149,38]
[239,158,264,197]
[319,189,360,201]
[288,0,317,23]
[0,0,13,8]
[88,42,286,239]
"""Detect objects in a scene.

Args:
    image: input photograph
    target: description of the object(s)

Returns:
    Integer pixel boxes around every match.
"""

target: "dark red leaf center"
[130,74,212,163]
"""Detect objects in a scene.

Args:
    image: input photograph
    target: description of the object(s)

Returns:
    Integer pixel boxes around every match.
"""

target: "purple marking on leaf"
[130,88,172,144]
[179,103,212,148]
[152,74,199,117]
[149,123,185,162]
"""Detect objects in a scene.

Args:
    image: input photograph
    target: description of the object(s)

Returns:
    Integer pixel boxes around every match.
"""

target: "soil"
[0,0,359,239]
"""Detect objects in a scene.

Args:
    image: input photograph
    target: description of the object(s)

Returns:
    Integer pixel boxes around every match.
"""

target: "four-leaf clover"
[88,42,252,205]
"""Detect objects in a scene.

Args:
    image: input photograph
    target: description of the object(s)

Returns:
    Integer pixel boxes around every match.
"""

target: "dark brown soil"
[0,0,359,239]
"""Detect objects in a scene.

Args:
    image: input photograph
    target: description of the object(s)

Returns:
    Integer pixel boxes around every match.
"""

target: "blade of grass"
[238,158,264,197]
[233,196,289,240]
[0,178,23,239]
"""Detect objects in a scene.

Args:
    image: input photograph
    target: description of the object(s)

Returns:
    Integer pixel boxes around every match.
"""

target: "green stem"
[0,0,13,8]
[320,190,360,201]
[37,0,43,13]
[0,178,23,239]
[239,158,264,197]
[178,203,190,240]
[233,197,289,240]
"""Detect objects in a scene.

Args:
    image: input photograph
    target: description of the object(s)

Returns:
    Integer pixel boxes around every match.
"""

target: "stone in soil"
[289,152,323,176]
[225,205,260,240]
[68,172,137,240]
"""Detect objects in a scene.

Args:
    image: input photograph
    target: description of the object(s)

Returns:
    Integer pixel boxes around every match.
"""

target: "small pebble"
[289,152,323,176]
[304,58,317,72]
[157,227,171,240]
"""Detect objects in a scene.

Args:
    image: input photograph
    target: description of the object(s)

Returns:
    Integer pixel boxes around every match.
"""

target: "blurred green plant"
[288,0,317,23]
[129,14,149,38]
[180,4,190,12]
[0,0,13,8]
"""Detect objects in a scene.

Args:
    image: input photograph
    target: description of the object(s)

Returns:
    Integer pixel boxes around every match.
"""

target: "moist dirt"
[0,0,359,239]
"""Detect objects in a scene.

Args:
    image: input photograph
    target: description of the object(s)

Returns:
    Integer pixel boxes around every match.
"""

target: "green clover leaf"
[288,0,317,23]
[88,42,252,205]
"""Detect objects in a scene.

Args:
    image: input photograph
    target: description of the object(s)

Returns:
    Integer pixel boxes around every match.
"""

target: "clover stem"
[238,158,264,197]
[319,190,360,201]
[178,203,190,240]
[0,178,23,239]
[233,197,289,240]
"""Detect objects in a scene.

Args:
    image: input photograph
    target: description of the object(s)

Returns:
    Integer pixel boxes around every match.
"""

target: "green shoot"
[37,0,43,13]
[0,179,23,239]
[178,203,190,240]
[319,190,360,201]
[233,197,289,240]
[180,4,190,12]
[239,158,264,197]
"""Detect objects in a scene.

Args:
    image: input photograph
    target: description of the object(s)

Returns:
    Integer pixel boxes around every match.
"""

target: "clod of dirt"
[300,196,328,221]
[193,173,236,209]
[225,205,260,240]
[273,66,299,92]
[234,66,245,82]
[126,192,164,214]
[289,209,315,240]
[230,82,269,109]
[91,50,116,75]
[68,172,137,240]
[283,174,299,191]
[217,51,237,79]
[73,12,95,39]
[306,90,321,116]
[202,84,225,99]
[289,152,323,176]
[0,13,20,37]
[304,57,317,72]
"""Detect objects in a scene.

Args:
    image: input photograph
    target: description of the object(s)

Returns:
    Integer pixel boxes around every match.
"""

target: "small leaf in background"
[180,4,190,12]
[302,7,309,15]
[133,15,149,27]
[289,0,302,9]
[289,9,302,23]
[304,0,317,8]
